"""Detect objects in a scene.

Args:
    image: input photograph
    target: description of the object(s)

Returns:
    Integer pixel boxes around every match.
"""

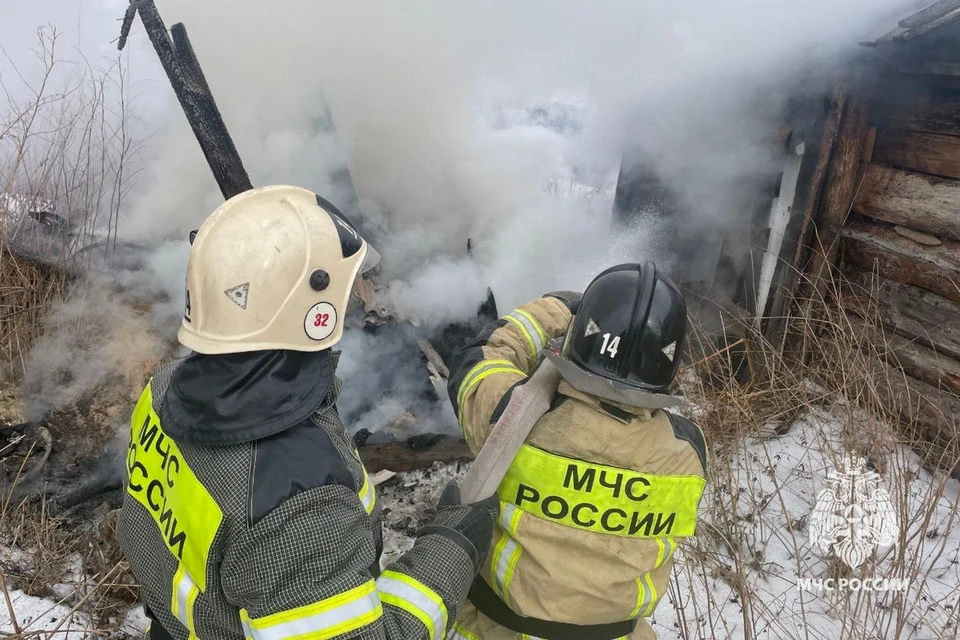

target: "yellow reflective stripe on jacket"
[450,622,481,640]
[456,360,525,430]
[377,570,447,640]
[359,471,377,515]
[490,501,524,605]
[239,581,381,640]
[503,308,546,362]
[127,382,223,591]
[170,565,199,638]
[457,359,526,409]
[629,572,659,618]
[498,444,705,538]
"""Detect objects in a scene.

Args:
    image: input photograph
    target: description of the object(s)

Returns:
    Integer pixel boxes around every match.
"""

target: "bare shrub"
[0,25,140,383]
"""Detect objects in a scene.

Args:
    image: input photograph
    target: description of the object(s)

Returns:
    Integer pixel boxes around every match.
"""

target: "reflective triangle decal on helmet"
[662,341,676,361]
[584,318,601,337]
[224,283,249,310]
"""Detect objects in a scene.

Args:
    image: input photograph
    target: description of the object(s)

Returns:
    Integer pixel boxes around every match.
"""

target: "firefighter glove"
[416,480,500,574]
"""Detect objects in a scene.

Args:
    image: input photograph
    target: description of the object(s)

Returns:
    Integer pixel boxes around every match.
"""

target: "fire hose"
[458,354,561,504]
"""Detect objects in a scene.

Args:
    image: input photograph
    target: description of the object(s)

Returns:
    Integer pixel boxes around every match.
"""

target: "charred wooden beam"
[119,0,253,200]
[853,163,960,241]
[842,270,960,362]
[890,59,960,78]
[803,100,869,296]
[898,0,960,30]
[357,436,473,473]
[872,130,960,181]
[765,89,845,349]
[841,220,960,304]
[896,6,960,41]
[871,94,960,137]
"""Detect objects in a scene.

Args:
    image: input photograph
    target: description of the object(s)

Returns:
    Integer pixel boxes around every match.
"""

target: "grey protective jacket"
[117,349,477,640]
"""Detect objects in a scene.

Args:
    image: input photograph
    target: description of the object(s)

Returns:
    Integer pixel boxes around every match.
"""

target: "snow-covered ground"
[3,404,958,639]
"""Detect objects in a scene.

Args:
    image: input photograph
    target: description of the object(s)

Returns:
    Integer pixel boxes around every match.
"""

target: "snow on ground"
[378,404,960,640]
[647,405,960,640]
[4,406,958,639]
[0,587,91,639]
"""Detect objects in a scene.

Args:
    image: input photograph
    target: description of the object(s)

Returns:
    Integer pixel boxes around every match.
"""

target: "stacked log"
[820,69,960,475]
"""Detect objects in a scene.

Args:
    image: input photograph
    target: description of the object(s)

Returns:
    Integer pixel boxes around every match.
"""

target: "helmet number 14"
[599,333,620,358]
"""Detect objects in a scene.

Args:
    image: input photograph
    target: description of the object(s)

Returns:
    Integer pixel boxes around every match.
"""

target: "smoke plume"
[18,0,915,438]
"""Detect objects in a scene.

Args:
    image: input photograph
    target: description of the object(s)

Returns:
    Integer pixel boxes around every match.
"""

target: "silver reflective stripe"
[492,503,522,599]
[172,568,197,630]
[246,591,381,640]
[506,310,544,359]
[656,536,677,568]
[241,616,255,640]
[450,623,480,640]
[359,473,376,514]
[378,574,445,640]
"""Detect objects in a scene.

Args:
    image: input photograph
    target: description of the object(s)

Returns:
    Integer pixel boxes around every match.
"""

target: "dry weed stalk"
[668,255,960,639]
[0,25,140,383]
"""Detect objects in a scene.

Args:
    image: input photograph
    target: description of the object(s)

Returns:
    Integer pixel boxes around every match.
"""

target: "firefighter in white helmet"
[446,262,708,639]
[117,185,499,640]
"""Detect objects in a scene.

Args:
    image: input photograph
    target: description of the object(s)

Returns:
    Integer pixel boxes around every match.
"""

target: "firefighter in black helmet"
[446,261,708,640]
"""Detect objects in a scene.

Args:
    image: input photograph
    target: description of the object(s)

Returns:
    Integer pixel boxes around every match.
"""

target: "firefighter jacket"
[446,296,708,640]
[117,348,481,640]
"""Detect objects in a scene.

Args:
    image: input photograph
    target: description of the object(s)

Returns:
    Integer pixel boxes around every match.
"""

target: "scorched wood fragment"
[358,437,474,473]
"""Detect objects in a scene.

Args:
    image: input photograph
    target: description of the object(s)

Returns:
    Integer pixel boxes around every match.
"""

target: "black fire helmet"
[562,261,687,393]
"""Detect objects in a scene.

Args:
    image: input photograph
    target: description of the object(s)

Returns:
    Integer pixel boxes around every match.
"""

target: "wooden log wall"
[803,59,960,476]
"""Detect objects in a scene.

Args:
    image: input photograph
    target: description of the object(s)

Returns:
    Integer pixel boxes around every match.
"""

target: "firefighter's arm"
[221,483,496,640]
[447,293,577,452]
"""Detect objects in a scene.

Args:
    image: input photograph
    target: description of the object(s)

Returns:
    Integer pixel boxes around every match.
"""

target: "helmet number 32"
[599,332,620,358]
[304,302,338,341]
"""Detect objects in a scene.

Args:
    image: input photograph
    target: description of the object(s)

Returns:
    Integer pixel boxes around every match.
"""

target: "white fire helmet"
[177,185,381,355]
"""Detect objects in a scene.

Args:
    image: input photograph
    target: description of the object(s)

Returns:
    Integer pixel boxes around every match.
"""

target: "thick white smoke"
[14,0,917,436]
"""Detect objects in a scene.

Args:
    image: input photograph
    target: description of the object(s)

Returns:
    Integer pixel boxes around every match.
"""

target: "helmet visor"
[359,242,381,274]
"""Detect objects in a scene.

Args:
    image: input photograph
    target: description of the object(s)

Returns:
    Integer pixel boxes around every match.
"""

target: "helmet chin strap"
[544,351,691,411]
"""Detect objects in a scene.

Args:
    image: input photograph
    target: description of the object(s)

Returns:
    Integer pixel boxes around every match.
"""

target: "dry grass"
[1,443,139,640]
[669,259,960,639]
[0,24,142,639]
[0,255,69,385]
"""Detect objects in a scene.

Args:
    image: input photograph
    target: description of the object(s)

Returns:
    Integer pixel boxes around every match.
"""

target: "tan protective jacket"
[446,296,708,640]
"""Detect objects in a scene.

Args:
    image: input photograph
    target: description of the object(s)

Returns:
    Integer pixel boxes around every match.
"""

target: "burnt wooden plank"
[898,0,960,29]
[896,6,960,40]
[853,163,960,240]
[872,93,960,136]
[358,436,473,473]
[841,220,960,303]
[873,130,960,180]
[765,90,845,348]
[805,101,870,282]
